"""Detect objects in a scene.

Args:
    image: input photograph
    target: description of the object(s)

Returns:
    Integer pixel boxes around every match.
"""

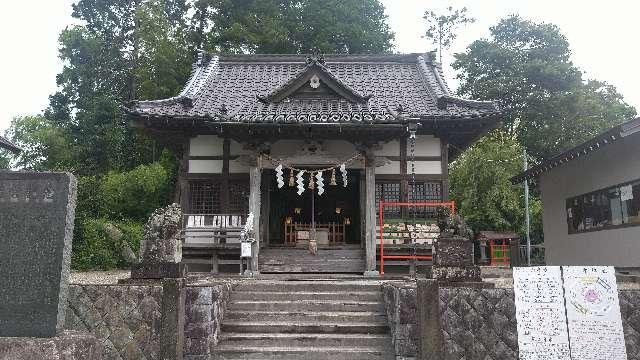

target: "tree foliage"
[451,16,635,242]
[450,131,543,242]
[5,0,394,270]
[453,15,636,160]
[423,6,474,62]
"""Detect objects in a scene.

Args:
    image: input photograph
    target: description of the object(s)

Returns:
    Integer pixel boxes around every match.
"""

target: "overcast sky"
[1,0,639,133]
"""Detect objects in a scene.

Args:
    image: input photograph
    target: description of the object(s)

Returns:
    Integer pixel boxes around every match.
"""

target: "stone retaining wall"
[183,283,232,360]
[382,282,418,359]
[383,281,640,360]
[65,284,163,360]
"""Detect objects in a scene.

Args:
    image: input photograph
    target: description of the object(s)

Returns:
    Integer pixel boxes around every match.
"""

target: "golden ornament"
[288,168,295,187]
[330,168,337,186]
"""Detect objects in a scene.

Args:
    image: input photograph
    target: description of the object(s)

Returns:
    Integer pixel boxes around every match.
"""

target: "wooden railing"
[284,222,346,246]
[181,213,247,245]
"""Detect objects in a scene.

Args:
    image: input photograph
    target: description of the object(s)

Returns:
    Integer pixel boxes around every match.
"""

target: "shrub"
[71,218,143,271]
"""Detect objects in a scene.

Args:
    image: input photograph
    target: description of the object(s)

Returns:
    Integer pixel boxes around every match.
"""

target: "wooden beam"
[440,138,449,201]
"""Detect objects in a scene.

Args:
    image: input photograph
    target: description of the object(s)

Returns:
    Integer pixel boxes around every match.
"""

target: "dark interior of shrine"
[267,170,361,246]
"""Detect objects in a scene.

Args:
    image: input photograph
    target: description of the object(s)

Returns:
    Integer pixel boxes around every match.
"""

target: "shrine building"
[124,52,501,275]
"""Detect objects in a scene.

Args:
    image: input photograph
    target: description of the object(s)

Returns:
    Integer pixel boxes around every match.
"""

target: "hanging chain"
[409,129,418,277]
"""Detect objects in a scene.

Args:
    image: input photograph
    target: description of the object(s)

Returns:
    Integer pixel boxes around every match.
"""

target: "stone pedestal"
[431,235,481,283]
[0,331,103,360]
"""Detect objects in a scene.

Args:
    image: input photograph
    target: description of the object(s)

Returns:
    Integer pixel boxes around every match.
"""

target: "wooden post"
[248,165,261,275]
[364,149,379,276]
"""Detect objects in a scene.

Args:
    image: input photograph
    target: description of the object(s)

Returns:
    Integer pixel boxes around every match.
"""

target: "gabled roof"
[0,135,21,154]
[124,52,500,124]
[511,117,640,184]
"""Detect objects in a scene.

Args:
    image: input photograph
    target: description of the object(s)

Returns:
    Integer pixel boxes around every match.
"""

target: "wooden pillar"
[364,150,379,276]
[440,139,449,201]
[248,164,261,274]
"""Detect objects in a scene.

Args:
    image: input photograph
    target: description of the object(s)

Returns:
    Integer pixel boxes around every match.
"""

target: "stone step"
[218,332,391,348]
[213,345,391,360]
[231,290,383,301]
[225,310,387,323]
[227,300,384,312]
[233,281,381,293]
[221,321,389,334]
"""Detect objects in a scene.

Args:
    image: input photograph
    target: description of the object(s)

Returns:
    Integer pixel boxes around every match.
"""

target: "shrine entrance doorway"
[267,169,361,248]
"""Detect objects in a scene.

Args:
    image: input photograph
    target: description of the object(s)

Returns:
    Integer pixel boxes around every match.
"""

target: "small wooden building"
[124,52,500,274]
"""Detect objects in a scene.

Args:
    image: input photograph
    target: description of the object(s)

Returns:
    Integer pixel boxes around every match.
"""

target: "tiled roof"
[124,52,500,124]
[0,135,20,154]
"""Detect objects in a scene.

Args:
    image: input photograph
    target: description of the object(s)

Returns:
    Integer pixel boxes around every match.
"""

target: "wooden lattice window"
[188,180,220,214]
[228,181,250,214]
[376,182,401,217]
[408,181,442,217]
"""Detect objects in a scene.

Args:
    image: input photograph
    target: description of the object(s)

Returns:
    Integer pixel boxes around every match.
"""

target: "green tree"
[5,115,76,171]
[423,6,474,62]
[453,15,636,160]
[199,0,394,54]
[450,131,543,242]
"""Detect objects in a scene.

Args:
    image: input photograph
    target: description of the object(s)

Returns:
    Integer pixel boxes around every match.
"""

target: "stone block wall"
[65,284,163,360]
[382,282,419,359]
[619,290,640,359]
[183,283,232,360]
[439,287,518,360]
[384,281,640,360]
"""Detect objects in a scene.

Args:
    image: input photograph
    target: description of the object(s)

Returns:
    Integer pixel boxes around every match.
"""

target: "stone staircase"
[214,280,394,359]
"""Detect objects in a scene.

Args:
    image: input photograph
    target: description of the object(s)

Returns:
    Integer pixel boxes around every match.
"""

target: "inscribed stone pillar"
[248,165,262,274]
[364,151,379,276]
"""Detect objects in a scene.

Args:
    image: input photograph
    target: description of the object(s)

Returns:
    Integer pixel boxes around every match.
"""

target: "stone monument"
[0,171,103,359]
[429,207,481,282]
[131,203,186,279]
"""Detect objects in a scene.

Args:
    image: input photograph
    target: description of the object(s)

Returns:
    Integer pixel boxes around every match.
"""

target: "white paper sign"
[514,266,571,360]
[562,266,627,360]
[620,185,633,202]
[241,242,252,258]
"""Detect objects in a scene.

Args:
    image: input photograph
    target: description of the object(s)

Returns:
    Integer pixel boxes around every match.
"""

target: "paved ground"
[69,267,640,289]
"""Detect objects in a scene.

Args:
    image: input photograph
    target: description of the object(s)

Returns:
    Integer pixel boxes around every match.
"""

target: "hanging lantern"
[308,172,315,190]
[288,168,295,187]
[330,168,337,186]
[275,164,284,188]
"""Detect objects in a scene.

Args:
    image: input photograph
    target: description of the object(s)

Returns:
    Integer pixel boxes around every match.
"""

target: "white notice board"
[514,266,571,360]
[241,242,252,258]
[562,266,627,360]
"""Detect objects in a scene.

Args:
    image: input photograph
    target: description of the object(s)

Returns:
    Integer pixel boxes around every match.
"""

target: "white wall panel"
[410,135,441,157]
[412,161,442,174]
[188,160,223,173]
[376,161,400,174]
[190,135,223,156]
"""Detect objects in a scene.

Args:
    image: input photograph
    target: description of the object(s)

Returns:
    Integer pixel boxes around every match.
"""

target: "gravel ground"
[70,270,130,285]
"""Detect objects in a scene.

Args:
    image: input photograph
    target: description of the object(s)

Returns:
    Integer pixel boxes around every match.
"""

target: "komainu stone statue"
[131,203,185,279]
[430,206,482,283]
[139,203,182,263]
